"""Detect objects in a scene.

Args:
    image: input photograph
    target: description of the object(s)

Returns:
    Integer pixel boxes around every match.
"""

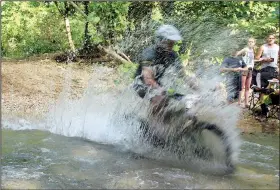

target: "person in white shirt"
[236,38,256,108]
[255,34,279,88]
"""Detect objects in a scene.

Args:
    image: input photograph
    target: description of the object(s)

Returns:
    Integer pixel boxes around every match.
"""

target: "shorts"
[260,67,278,88]
[242,69,253,77]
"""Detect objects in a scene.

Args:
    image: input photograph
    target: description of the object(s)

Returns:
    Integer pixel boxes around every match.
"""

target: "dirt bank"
[2,59,278,134]
[2,59,119,120]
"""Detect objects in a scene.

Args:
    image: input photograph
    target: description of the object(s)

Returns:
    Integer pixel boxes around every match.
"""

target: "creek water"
[2,79,279,189]
[2,128,279,189]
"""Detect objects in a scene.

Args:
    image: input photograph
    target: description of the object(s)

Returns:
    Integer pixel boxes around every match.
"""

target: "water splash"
[3,18,245,172]
[117,16,249,63]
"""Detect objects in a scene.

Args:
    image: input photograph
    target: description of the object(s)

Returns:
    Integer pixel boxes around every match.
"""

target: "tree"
[83,1,91,50]
[1,1,278,60]
[1,1,71,58]
[54,1,77,52]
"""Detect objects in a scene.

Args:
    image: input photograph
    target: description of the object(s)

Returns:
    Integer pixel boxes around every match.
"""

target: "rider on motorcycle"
[130,26,237,171]
[133,24,197,115]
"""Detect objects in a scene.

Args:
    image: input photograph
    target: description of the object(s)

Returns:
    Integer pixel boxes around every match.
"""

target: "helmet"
[155,25,182,41]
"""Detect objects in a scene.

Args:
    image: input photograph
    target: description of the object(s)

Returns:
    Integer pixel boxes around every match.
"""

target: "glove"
[167,88,175,96]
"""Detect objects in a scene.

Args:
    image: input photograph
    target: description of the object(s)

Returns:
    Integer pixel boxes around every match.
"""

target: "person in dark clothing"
[132,25,186,114]
[132,25,203,149]
[220,50,248,103]
[133,45,183,97]
[256,76,280,120]
[260,93,279,118]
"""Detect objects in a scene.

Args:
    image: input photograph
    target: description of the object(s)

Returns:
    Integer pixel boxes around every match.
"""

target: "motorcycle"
[128,92,237,174]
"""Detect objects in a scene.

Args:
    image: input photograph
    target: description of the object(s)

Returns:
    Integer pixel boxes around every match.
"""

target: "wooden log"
[97,45,132,65]
[118,52,132,63]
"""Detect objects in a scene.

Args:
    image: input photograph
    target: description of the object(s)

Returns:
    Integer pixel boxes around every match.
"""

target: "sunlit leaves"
[87,2,130,45]
[87,12,100,24]
[1,1,278,59]
[2,1,69,57]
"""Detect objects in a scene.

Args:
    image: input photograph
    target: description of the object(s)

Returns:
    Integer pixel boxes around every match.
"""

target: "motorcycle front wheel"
[173,121,235,173]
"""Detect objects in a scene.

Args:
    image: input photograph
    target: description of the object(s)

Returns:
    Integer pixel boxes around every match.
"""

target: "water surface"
[2,129,279,189]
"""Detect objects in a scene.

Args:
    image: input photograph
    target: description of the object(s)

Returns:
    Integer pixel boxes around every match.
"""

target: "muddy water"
[2,128,279,189]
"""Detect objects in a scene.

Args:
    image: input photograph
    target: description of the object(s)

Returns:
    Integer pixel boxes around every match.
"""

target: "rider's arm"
[142,66,160,88]
[238,67,248,71]
[220,68,240,72]
[221,66,248,72]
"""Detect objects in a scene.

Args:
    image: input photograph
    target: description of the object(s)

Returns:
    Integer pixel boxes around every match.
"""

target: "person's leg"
[133,77,148,98]
[260,72,269,88]
[226,88,234,104]
[260,103,269,117]
[226,75,239,104]
[251,69,258,87]
[270,94,280,105]
[256,73,262,88]
[238,74,246,105]
[256,103,269,122]
[235,74,241,103]
[150,95,169,116]
[226,82,235,104]
[245,72,253,107]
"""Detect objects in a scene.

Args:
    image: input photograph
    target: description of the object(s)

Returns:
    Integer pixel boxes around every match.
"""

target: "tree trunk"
[64,16,75,52]
[83,1,90,50]
[69,1,132,64]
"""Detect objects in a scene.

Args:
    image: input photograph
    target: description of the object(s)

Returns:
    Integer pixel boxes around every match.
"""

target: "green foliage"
[87,12,100,24]
[263,95,272,105]
[88,2,130,45]
[117,62,138,79]
[156,1,279,68]
[2,2,70,58]
[171,1,279,39]
[1,1,278,61]
[114,61,138,85]
[229,2,279,39]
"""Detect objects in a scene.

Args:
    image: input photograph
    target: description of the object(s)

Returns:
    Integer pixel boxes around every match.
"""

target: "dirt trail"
[2,59,278,134]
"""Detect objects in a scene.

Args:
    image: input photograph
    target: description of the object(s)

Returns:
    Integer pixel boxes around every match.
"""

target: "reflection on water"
[2,129,279,189]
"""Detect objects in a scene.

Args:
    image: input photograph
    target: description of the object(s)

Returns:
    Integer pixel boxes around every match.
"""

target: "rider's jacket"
[133,45,183,99]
